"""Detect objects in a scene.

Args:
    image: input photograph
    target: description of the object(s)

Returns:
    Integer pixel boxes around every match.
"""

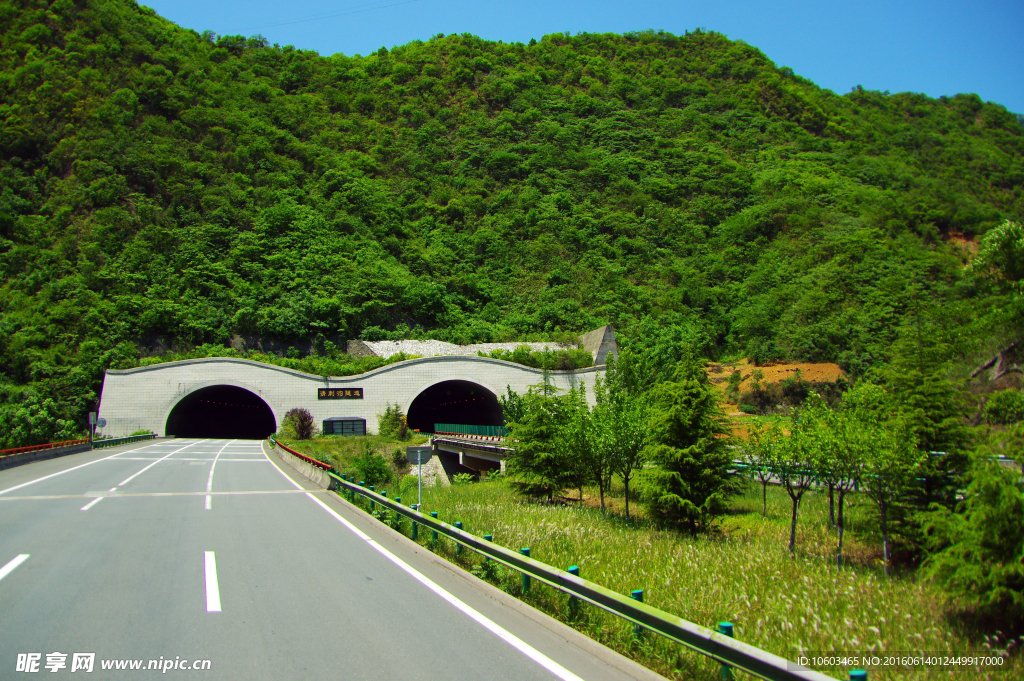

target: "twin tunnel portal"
[165,380,505,440]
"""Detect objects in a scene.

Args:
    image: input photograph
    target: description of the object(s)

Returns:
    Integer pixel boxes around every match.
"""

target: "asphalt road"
[0,439,664,680]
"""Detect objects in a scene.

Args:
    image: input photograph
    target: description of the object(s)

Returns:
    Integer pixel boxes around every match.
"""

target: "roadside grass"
[281,435,427,481]
[338,477,1019,681]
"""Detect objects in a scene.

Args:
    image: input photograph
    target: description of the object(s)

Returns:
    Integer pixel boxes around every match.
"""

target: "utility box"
[322,417,366,436]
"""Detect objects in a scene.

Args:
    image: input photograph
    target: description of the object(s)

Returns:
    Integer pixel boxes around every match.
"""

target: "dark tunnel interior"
[165,385,277,439]
[406,380,504,433]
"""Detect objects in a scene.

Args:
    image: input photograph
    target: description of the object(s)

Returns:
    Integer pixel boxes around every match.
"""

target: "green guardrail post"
[520,548,531,595]
[631,590,644,638]
[849,671,867,681]
[394,497,401,527]
[411,505,419,541]
[454,522,463,557]
[718,622,734,679]
[430,511,438,544]
[568,565,580,617]
[483,534,492,562]
[369,485,375,511]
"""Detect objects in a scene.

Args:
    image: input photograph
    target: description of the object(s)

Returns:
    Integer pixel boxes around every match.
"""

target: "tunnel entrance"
[165,385,276,439]
[406,380,503,434]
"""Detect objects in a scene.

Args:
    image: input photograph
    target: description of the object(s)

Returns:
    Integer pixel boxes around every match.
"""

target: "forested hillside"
[1,0,1022,444]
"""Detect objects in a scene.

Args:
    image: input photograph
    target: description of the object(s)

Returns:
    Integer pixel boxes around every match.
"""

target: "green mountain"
[1,0,1021,445]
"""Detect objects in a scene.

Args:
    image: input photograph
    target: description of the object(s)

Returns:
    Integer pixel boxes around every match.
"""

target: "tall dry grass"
[346,478,1019,681]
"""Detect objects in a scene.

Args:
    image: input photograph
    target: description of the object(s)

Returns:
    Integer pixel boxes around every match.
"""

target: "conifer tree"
[639,353,740,533]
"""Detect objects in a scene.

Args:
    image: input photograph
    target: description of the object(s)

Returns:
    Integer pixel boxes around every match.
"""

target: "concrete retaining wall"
[268,441,337,490]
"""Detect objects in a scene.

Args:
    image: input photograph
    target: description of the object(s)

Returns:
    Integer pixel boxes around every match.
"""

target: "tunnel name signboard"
[318,388,363,399]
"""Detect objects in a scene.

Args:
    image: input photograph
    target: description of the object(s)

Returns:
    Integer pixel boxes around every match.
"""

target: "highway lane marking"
[0,554,29,583]
[80,497,103,511]
[205,440,235,511]
[117,440,208,487]
[204,551,222,612]
[100,457,266,461]
[261,444,584,681]
[0,443,166,497]
[0,489,312,502]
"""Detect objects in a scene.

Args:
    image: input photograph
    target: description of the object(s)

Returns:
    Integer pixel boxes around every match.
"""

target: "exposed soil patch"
[707,358,845,394]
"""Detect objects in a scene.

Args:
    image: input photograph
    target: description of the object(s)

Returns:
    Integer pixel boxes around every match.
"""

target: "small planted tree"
[863,421,921,576]
[745,424,778,518]
[596,353,648,520]
[807,395,862,568]
[774,420,817,555]
[560,385,605,509]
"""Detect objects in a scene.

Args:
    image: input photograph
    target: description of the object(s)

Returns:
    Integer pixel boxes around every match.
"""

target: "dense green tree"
[923,455,1024,623]
[639,356,740,532]
[505,382,570,500]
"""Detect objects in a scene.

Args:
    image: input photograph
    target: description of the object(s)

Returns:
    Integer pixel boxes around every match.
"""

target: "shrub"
[452,472,475,485]
[281,408,316,440]
[377,403,410,440]
[984,389,1024,425]
[353,445,392,486]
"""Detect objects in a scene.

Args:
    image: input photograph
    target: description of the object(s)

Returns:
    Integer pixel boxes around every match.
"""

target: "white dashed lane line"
[205,440,235,511]
[80,497,103,512]
[0,554,29,583]
[204,551,221,613]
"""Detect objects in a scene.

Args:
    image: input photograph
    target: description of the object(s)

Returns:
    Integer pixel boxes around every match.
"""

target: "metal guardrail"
[0,438,91,458]
[327,470,839,681]
[269,436,332,471]
[91,434,157,449]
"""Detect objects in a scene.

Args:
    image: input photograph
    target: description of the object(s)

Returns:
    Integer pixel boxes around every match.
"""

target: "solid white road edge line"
[118,440,208,487]
[80,497,103,511]
[0,443,164,496]
[0,554,29,582]
[204,551,221,613]
[261,443,583,681]
[205,439,235,510]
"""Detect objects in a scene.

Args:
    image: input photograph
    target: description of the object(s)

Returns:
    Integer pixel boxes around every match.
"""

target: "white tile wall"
[96,356,605,437]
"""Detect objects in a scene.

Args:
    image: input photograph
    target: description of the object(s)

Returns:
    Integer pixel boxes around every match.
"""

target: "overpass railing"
[0,438,91,458]
[326,470,842,681]
[92,434,157,449]
[434,423,508,439]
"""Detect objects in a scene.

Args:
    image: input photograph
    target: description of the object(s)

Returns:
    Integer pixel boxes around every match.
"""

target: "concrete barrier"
[268,441,339,490]
[0,442,92,471]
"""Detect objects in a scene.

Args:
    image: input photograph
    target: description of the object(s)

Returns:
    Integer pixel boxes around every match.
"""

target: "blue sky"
[142,0,1024,113]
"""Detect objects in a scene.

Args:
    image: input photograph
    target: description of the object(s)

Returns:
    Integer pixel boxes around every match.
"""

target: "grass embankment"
[280,434,429,472]
[282,440,1019,681]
